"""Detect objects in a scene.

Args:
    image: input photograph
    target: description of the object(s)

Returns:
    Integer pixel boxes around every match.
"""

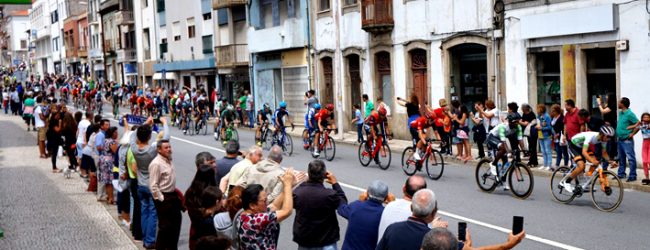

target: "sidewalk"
[0,115,137,249]
[225,120,650,193]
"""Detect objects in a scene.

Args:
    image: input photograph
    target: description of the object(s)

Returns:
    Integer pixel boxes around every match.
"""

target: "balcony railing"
[117,48,137,62]
[104,40,115,52]
[361,0,394,33]
[215,44,249,68]
[212,0,247,9]
[115,10,135,25]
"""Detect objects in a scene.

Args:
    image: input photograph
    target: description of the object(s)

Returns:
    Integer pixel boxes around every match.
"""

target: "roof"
[9,10,29,17]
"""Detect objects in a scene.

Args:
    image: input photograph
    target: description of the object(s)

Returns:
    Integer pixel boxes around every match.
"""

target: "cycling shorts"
[569,142,592,160]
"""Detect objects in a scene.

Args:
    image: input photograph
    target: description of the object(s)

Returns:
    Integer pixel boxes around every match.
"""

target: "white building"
[503,0,650,159]
[153,0,216,91]
[30,0,54,77]
[312,0,499,138]
[49,0,69,75]
[133,0,158,86]
[88,0,105,80]
[4,10,30,70]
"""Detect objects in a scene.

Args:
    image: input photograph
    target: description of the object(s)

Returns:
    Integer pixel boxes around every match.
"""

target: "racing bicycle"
[401,139,445,180]
[358,132,391,170]
[311,128,336,161]
[272,125,293,156]
[550,159,623,212]
[475,147,534,199]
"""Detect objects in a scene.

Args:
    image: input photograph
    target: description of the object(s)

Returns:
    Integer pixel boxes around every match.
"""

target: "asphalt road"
[92,105,650,250]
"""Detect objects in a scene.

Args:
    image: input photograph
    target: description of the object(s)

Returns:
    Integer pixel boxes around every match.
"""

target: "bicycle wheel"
[202,120,208,135]
[358,142,372,167]
[425,149,445,180]
[214,125,221,141]
[231,128,239,141]
[324,137,335,161]
[283,134,293,156]
[591,171,624,212]
[188,120,196,135]
[475,159,498,192]
[401,147,417,176]
[261,130,273,150]
[550,166,576,203]
[377,144,391,170]
[508,163,534,199]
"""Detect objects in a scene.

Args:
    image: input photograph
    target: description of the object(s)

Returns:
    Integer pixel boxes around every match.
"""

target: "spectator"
[215,141,240,184]
[520,104,538,167]
[94,119,111,201]
[196,235,231,250]
[82,122,100,192]
[563,99,583,146]
[337,180,392,250]
[293,160,347,249]
[61,112,79,172]
[237,91,247,126]
[377,176,429,241]
[98,126,118,204]
[214,186,244,246]
[351,104,364,144]
[46,104,63,173]
[22,93,35,131]
[396,94,421,129]
[193,186,223,249]
[550,104,569,170]
[222,146,263,193]
[452,104,472,162]
[376,189,446,250]
[149,139,184,249]
[76,111,93,177]
[434,99,452,155]
[117,129,135,229]
[235,146,287,203]
[185,164,218,250]
[2,87,8,114]
[34,96,48,158]
[471,101,487,159]
[597,93,618,160]
[246,90,254,128]
[130,117,170,249]
[616,97,639,182]
[634,113,650,185]
[304,89,319,109]
[363,94,374,118]
[536,104,554,171]
[237,170,295,249]
[420,227,525,250]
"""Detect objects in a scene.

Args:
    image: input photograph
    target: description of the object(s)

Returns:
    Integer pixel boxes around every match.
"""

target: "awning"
[153,72,177,80]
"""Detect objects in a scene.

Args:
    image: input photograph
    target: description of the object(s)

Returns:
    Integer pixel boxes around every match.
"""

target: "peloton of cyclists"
[303,103,321,149]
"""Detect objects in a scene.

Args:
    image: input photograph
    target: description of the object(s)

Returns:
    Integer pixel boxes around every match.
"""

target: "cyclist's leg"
[568,143,587,179]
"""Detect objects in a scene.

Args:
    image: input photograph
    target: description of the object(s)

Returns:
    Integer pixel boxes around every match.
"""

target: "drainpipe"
[306,0,314,89]
[334,0,343,139]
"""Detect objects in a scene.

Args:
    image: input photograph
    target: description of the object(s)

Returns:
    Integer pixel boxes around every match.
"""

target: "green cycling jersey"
[488,123,523,141]
[570,131,606,149]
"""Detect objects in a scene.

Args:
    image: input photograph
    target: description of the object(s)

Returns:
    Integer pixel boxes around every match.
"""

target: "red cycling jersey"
[410,116,432,131]
[364,111,384,126]
[315,109,330,122]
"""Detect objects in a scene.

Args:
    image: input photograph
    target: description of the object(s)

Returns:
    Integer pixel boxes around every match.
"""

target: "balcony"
[104,40,116,53]
[78,46,88,58]
[115,10,134,25]
[215,44,249,68]
[117,48,137,62]
[212,0,247,9]
[361,0,394,33]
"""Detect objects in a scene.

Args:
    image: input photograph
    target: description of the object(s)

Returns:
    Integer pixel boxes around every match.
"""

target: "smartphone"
[512,216,524,235]
[458,222,467,241]
[153,118,161,124]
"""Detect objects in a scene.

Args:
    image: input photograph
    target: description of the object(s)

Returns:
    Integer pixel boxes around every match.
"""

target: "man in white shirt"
[377,175,429,242]
[76,111,93,176]
[34,96,47,158]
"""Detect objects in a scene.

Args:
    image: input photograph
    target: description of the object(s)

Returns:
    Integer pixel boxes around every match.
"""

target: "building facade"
[133,0,158,86]
[30,0,54,78]
[212,0,249,103]
[3,10,30,72]
[153,0,216,92]
[247,0,311,118]
[88,0,105,80]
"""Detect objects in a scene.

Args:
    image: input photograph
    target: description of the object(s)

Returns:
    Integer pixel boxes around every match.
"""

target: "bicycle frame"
[565,161,610,193]
[317,129,332,150]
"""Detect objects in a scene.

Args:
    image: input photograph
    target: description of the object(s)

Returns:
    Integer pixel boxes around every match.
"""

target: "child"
[638,113,650,185]
[351,104,364,144]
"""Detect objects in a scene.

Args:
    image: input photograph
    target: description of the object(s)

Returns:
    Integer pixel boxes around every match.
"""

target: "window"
[156,0,165,12]
[52,37,58,51]
[535,52,561,106]
[142,0,148,7]
[261,3,273,28]
[202,12,211,20]
[187,18,196,38]
[343,0,356,6]
[232,6,246,22]
[319,0,330,11]
[217,8,228,26]
[202,35,213,54]
[172,21,181,41]
[20,40,27,49]
[51,10,58,24]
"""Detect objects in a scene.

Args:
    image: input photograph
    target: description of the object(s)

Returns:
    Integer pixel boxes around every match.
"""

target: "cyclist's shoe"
[489,164,498,176]
[303,143,310,150]
[502,183,510,191]
[213,132,218,138]
[560,180,575,193]
[183,130,187,134]
[313,149,320,157]
[256,141,262,146]
[413,150,422,161]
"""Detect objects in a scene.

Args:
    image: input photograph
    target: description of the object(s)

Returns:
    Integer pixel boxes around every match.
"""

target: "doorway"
[376,51,393,107]
[320,57,335,106]
[347,54,362,114]
[450,44,487,109]
[585,48,616,117]
[409,49,427,105]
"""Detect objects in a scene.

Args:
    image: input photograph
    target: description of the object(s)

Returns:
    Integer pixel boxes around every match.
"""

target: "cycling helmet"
[313,103,321,110]
[227,104,234,111]
[279,101,287,108]
[263,103,270,110]
[378,107,387,116]
[600,125,615,137]
[326,104,334,111]
[506,113,521,123]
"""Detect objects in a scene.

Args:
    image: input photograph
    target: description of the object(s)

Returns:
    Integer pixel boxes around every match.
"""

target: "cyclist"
[303,103,321,149]
[220,104,237,142]
[181,99,193,134]
[273,101,295,146]
[560,126,616,193]
[362,106,387,154]
[255,103,273,146]
[409,111,438,161]
[194,92,208,132]
[169,94,179,125]
[486,113,526,178]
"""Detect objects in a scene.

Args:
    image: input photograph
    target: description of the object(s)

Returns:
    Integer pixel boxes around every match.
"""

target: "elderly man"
[376,189,445,250]
[235,145,286,202]
[377,175,429,241]
[293,160,347,249]
[149,139,183,250]
[215,141,240,183]
[337,180,392,250]
[219,145,263,193]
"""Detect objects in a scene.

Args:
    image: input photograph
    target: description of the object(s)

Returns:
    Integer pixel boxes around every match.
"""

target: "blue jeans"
[618,139,637,179]
[539,138,552,167]
[298,243,338,250]
[554,141,569,167]
[247,110,254,128]
[356,123,364,143]
[137,185,158,246]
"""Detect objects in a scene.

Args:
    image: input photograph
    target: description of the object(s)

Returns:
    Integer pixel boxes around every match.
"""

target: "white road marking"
[78,106,583,250]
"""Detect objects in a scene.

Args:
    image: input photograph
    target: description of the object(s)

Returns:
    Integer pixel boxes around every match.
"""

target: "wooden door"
[410,49,428,105]
[321,57,334,106]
